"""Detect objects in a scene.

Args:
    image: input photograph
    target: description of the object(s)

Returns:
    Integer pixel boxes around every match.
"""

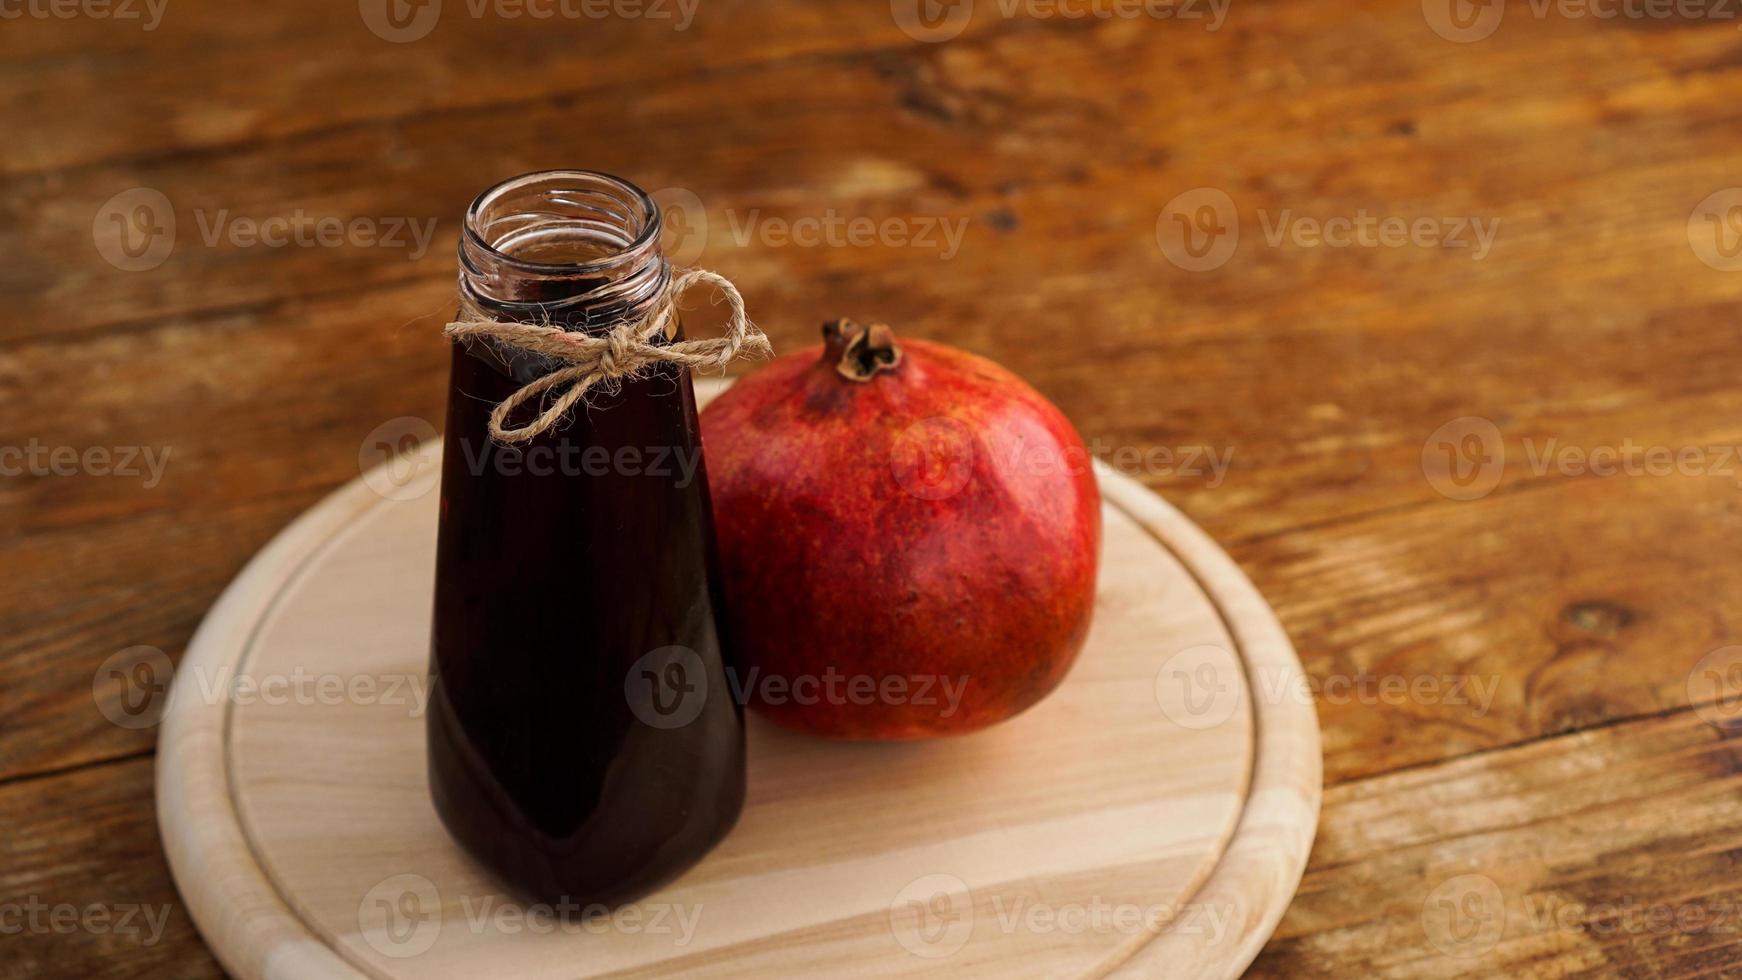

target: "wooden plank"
[1248,708,1742,978]
[0,756,223,980]
[1230,450,1742,782]
[6,0,1741,183]
[0,1,940,177]
[11,3,1742,341]
[0,281,449,778]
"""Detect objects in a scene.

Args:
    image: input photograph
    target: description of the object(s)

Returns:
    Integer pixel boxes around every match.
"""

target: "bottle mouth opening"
[459,170,668,319]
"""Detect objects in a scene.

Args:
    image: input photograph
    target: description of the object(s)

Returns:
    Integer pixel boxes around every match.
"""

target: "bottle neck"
[459,170,669,332]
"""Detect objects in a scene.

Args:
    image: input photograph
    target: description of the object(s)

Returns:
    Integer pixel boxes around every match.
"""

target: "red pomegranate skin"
[700,321,1101,739]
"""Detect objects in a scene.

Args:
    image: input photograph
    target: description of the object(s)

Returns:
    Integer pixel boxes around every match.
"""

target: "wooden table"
[6,1,1742,976]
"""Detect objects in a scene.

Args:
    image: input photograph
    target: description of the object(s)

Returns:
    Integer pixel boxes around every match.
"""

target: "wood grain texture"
[0,757,222,979]
[1250,709,1742,978]
[9,0,1742,783]
[7,0,1742,974]
[154,430,1316,978]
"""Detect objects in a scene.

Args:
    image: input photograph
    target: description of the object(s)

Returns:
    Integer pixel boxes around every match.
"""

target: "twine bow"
[444,269,770,445]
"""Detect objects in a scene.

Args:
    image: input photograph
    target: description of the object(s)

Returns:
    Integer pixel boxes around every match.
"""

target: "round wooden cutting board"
[156,379,1320,980]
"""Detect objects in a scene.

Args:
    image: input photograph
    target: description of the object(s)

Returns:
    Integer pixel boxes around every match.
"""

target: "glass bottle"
[427,170,744,907]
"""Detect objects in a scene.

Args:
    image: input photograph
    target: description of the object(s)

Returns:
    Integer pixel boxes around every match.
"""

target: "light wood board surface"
[155,381,1319,979]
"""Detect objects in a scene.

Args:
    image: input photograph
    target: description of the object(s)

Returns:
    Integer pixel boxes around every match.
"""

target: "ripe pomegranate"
[701,319,1101,739]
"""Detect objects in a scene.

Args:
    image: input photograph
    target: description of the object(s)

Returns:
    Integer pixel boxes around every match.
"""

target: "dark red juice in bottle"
[427,171,744,907]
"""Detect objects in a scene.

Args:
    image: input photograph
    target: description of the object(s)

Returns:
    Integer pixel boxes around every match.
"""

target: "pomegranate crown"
[822,318,902,382]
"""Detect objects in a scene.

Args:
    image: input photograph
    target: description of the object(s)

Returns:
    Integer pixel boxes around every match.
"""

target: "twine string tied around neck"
[444,269,769,445]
